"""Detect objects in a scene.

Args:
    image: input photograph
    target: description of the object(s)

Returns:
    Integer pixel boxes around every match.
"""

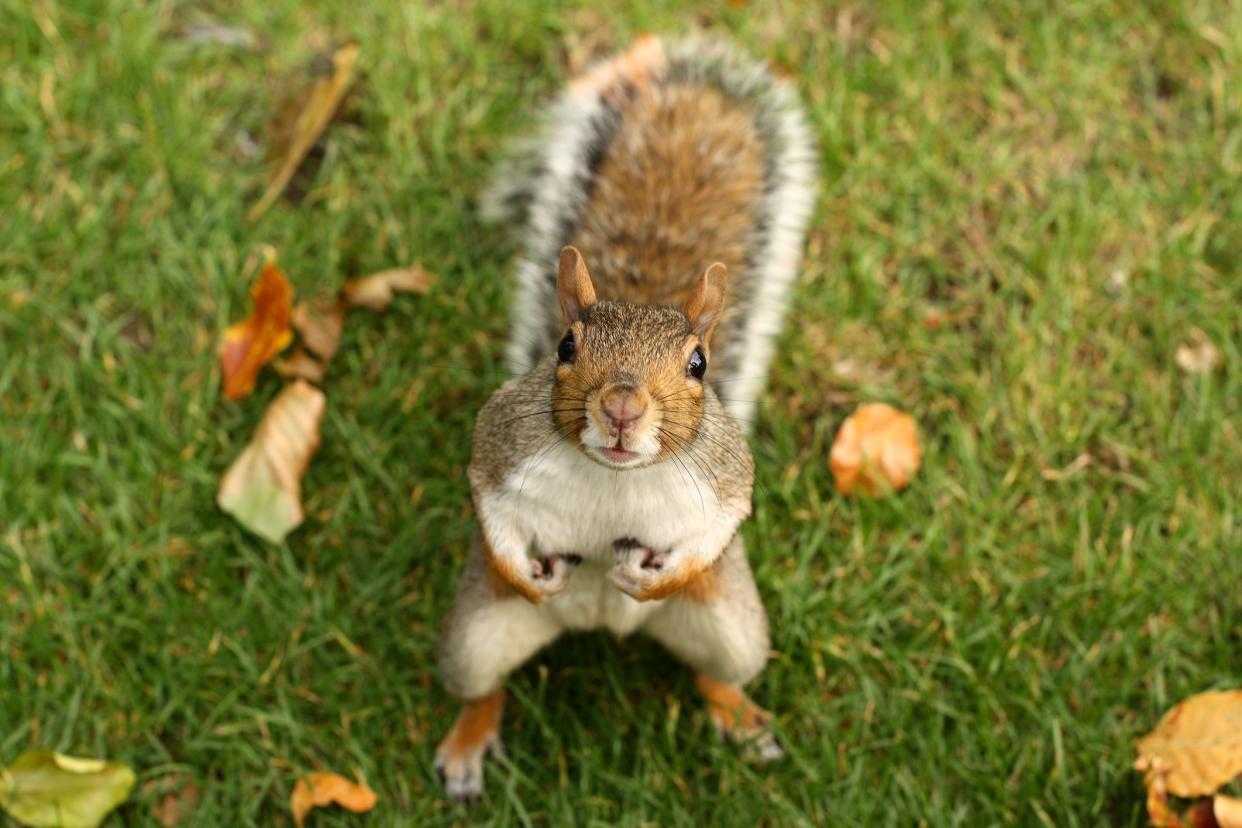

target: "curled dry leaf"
[0,751,136,828]
[217,379,325,543]
[274,346,326,384]
[1176,335,1221,375]
[248,42,360,222]
[290,773,378,828]
[829,402,922,497]
[219,260,294,400]
[292,300,345,361]
[1136,690,1242,827]
[342,265,434,311]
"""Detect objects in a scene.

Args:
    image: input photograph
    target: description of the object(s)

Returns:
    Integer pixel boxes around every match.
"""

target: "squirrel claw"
[608,540,681,601]
[527,553,577,599]
[434,731,501,804]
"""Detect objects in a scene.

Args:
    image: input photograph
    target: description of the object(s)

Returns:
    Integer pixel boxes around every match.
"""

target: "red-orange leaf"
[219,261,294,400]
[290,773,377,828]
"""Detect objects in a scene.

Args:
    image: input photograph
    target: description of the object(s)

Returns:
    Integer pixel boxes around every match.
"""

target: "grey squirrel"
[435,35,816,801]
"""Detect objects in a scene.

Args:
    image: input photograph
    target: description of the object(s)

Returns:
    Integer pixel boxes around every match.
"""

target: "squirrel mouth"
[599,444,639,464]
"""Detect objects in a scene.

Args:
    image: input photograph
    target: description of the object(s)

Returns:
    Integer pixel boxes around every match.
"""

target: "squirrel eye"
[557,331,576,363]
[687,346,707,380]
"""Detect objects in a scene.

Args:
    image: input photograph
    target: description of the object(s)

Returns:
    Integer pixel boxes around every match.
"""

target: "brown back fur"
[565,83,765,361]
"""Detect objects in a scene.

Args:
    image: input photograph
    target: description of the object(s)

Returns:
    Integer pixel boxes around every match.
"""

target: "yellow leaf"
[829,403,922,497]
[247,42,359,223]
[219,259,294,400]
[1216,795,1242,828]
[342,265,434,311]
[290,773,377,828]
[1137,690,1242,798]
[217,379,325,543]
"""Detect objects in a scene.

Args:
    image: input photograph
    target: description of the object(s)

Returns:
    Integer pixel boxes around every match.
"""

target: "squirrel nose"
[601,386,648,432]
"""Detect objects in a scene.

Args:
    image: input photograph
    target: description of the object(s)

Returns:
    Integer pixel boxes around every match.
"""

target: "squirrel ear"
[557,246,597,324]
[683,262,727,344]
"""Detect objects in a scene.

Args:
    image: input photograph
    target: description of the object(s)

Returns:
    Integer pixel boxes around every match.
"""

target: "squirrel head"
[551,246,726,470]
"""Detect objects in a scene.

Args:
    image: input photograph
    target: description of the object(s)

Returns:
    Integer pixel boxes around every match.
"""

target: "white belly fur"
[486,440,728,635]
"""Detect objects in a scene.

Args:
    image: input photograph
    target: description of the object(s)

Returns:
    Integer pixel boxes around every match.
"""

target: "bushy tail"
[483,35,817,429]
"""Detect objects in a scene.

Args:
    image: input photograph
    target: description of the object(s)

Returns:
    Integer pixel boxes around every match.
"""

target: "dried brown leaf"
[341,265,434,311]
[290,773,377,828]
[147,775,200,827]
[1176,335,1221,375]
[292,299,345,361]
[248,42,359,222]
[217,379,325,543]
[273,346,326,383]
[829,402,922,497]
[219,260,294,400]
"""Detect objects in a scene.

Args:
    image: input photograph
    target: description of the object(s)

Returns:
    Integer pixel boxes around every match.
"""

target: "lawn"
[2,0,1240,825]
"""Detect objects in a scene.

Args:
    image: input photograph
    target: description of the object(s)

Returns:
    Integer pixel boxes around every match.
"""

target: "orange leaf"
[290,773,378,828]
[829,402,922,497]
[248,42,359,222]
[219,260,294,400]
[216,379,325,543]
[342,265,434,311]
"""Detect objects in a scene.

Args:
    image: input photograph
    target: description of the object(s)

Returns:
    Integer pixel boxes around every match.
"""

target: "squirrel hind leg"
[434,688,507,803]
[693,673,784,763]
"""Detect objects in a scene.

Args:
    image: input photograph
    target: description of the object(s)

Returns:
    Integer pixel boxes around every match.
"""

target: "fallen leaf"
[829,402,922,496]
[1216,795,1242,828]
[1136,690,1242,826]
[341,265,434,311]
[290,773,378,828]
[217,379,325,543]
[248,42,359,222]
[274,346,326,383]
[219,259,294,400]
[292,299,345,361]
[0,751,136,828]
[1176,334,1221,375]
[1137,690,1242,798]
[143,774,200,828]
[1189,800,1217,828]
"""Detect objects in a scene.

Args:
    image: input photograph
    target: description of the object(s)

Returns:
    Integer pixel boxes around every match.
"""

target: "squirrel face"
[551,247,725,470]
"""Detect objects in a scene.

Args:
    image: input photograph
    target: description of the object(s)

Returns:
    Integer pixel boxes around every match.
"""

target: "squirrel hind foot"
[694,673,784,763]
[435,689,506,803]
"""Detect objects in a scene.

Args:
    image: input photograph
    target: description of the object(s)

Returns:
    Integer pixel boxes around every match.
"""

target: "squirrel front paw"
[489,551,580,604]
[528,553,580,598]
[608,539,702,602]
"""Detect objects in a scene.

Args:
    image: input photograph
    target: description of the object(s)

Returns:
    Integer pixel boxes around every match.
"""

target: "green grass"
[2,0,1240,825]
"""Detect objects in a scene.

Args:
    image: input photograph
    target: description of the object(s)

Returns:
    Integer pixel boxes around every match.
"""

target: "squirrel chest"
[479,439,731,632]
